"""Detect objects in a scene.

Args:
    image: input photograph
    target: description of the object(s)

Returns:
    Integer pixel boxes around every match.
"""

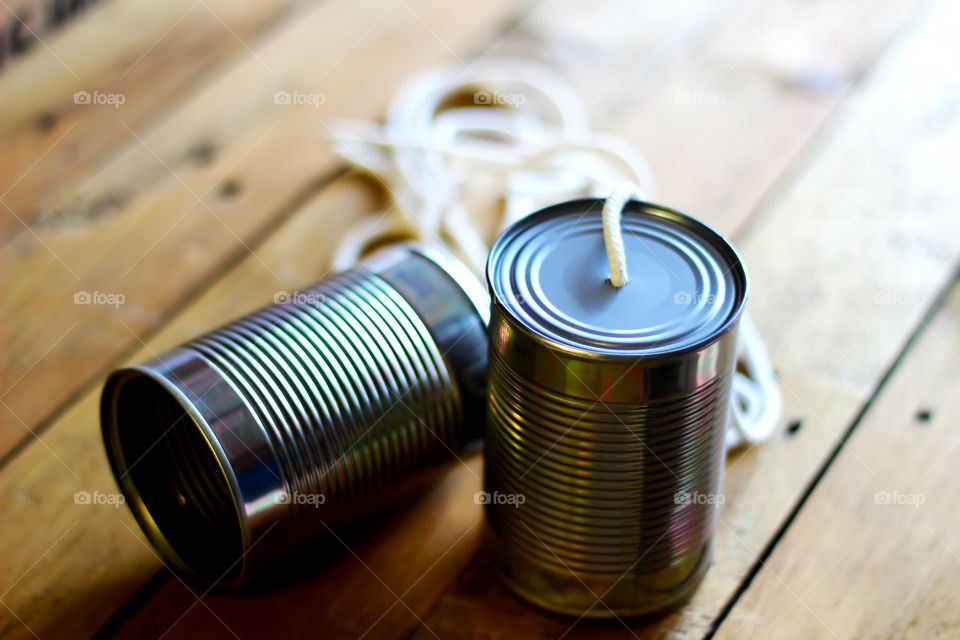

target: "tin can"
[101,243,489,590]
[483,198,748,617]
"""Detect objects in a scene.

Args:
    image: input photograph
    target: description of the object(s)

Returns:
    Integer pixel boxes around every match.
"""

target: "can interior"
[104,372,244,587]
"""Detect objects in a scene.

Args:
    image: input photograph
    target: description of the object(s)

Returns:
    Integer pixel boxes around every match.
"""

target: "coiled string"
[324,59,780,448]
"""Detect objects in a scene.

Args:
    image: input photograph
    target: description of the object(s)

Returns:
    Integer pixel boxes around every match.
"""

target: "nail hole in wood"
[187,141,217,165]
[34,112,58,133]
[218,180,241,199]
[786,419,802,436]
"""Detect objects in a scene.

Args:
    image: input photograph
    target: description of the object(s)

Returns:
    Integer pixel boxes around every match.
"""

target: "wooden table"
[2,0,958,637]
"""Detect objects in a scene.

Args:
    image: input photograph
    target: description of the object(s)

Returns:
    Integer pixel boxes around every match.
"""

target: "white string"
[324,58,780,449]
[728,314,782,447]
[601,184,643,288]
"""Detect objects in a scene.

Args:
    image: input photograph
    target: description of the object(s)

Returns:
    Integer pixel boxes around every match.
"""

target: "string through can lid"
[601,183,644,288]
[324,58,781,448]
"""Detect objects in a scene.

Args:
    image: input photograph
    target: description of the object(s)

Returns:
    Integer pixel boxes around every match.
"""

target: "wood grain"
[0,0,298,234]
[483,0,744,123]
[608,0,922,238]
[0,0,519,458]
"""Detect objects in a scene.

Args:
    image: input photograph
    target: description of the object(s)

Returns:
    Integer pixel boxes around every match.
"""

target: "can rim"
[100,363,251,592]
[486,198,749,361]
[391,241,491,326]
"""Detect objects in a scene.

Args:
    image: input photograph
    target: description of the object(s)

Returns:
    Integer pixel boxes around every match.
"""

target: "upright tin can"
[483,198,748,617]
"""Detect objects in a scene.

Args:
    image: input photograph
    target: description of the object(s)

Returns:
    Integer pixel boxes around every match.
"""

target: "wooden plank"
[715,276,960,639]
[409,0,960,636]
[0,0,298,234]
[483,0,745,123]
[482,0,921,239]
[0,0,929,638]
[0,0,519,458]
[607,0,923,240]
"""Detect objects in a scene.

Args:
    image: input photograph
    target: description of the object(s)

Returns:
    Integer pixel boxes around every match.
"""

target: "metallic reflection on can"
[101,243,489,590]
[483,199,748,617]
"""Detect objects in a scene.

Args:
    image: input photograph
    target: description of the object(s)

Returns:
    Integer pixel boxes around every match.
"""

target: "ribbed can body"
[189,268,462,506]
[483,307,738,616]
[482,198,748,617]
[101,244,489,589]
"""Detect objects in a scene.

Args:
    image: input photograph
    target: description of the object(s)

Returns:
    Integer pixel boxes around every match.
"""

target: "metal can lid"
[486,198,748,358]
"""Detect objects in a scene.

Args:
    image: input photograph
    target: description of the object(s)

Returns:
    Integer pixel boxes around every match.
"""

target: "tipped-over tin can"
[101,243,489,590]
[483,198,748,617]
